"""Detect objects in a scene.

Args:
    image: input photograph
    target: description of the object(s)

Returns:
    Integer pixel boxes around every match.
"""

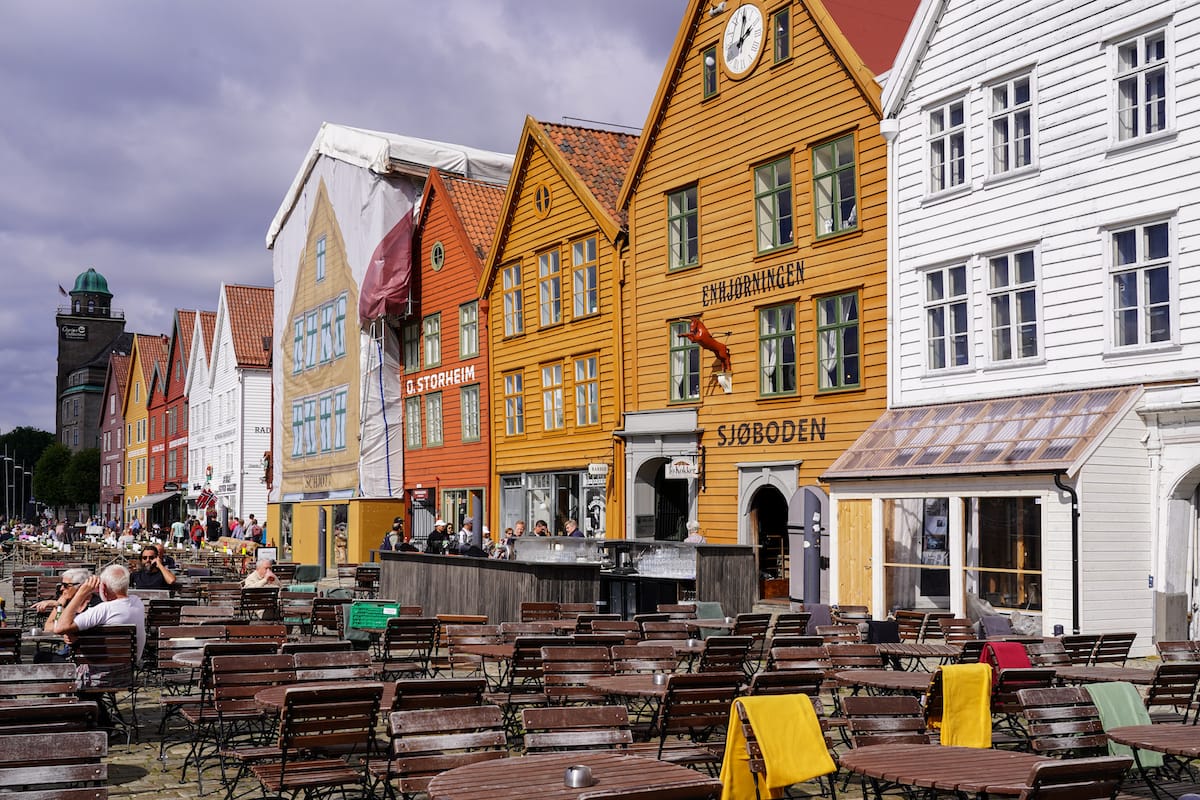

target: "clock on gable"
[721,3,765,79]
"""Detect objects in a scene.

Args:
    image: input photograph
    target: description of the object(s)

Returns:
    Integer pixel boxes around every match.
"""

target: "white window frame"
[986,247,1041,363]
[539,249,562,327]
[574,355,599,427]
[988,72,1035,176]
[459,301,479,358]
[320,303,334,363]
[503,264,523,336]
[572,237,599,318]
[461,384,481,442]
[927,96,968,194]
[405,396,422,449]
[924,263,972,371]
[1108,219,1175,350]
[319,393,333,452]
[1111,25,1172,145]
[303,398,317,455]
[541,363,564,431]
[333,295,347,357]
[504,372,524,436]
[425,392,443,446]
[423,313,441,368]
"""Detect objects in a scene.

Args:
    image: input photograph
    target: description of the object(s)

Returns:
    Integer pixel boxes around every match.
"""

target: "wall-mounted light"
[708,1,727,17]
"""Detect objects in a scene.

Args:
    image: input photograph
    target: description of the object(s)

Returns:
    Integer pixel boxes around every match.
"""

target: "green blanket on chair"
[1085,681,1163,768]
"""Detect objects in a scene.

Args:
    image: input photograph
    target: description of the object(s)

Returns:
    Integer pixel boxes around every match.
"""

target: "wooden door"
[837,499,872,609]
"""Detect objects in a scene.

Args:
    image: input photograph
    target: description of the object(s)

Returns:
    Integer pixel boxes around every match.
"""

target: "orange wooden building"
[617,0,914,602]
[403,170,506,541]
[480,118,638,538]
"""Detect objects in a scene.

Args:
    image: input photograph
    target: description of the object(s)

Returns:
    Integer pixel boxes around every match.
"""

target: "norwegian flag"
[196,487,216,510]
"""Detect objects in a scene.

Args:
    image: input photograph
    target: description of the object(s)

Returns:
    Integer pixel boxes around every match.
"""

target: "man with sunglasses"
[32,568,98,623]
[130,545,177,591]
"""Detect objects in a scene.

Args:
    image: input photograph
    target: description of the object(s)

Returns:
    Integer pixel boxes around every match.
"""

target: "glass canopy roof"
[823,386,1141,480]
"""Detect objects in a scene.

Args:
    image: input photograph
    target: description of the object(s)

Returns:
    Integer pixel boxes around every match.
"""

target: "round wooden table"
[171,649,205,669]
[838,743,1051,796]
[834,669,934,694]
[427,751,720,800]
[253,681,392,712]
[587,673,671,699]
[1107,724,1200,758]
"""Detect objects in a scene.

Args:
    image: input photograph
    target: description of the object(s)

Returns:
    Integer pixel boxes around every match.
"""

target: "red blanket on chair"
[980,641,1031,683]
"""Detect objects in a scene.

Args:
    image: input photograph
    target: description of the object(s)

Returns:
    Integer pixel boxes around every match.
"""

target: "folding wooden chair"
[770,612,812,640]
[519,601,559,622]
[0,730,109,799]
[0,662,78,702]
[1017,686,1109,758]
[0,700,99,734]
[697,635,753,676]
[1014,756,1132,800]
[1060,634,1100,665]
[0,627,22,665]
[1091,632,1137,666]
[391,676,486,712]
[379,616,439,679]
[369,704,507,800]
[522,704,633,753]
[541,645,613,705]
[294,650,375,681]
[628,671,740,772]
[816,624,861,645]
[728,695,838,800]
[842,695,930,747]
[1144,662,1200,724]
[71,624,139,744]
[442,623,501,676]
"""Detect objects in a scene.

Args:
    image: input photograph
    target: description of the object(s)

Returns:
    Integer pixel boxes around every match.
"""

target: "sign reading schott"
[404,365,477,396]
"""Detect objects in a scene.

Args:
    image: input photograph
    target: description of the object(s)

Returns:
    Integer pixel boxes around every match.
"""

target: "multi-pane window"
[702,44,718,98]
[320,304,333,363]
[292,319,303,373]
[754,156,793,252]
[668,187,699,270]
[772,7,790,62]
[1116,29,1167,141]
[925,265,970,370]
[316,235,326,282]
[503,264,523,336]
[167,449,176,478]
[541,363,564,431]
[574,356,599,427]
[404,397,422,449]
[990,75,1033,174]
[759,304,796,395]
[459,302,479,357]
[402,323,420,372]
[928,99,967,192]
[572,237,599,318]
[334,389,347,449]
[539,250,562,326]
[1112,221,1171,347]
[461,384,481,442]
[305,311,318,369]
[813,135,857,236]
[319,394,332,452]
[669,321,701,402]
[988,249,1039,361]
[303,399,317,455]
[333,295,347,357]
[816,292,860,390]
[504,372,524,435]
[425,392,443,446]
[423,314,441,367]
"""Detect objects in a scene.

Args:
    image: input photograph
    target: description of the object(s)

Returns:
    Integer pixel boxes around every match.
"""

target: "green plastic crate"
[348,600,402,630]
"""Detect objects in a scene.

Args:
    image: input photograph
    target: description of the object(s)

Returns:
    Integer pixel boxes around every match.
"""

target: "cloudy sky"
[0,0,686,434]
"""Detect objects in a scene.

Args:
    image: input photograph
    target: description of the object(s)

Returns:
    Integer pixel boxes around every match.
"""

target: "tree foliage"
[65,448,100,507]
[31,443,72,511]
[0,426,53,471]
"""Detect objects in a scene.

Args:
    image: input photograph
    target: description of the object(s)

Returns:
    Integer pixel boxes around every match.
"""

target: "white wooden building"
[183,310,215,518]
[826,0,1200,649]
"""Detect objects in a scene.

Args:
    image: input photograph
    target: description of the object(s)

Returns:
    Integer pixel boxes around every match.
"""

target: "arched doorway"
[750,485,789,598]
[634,458,688,540]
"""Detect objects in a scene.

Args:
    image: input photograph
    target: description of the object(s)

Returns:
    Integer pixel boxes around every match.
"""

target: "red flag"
[58,284,68,297]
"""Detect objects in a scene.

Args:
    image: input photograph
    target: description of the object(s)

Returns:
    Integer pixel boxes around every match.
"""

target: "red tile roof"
[540,122,639,226]
[823,0,921,75]
[198,310,217,361]
[224,285,274,369]
[109,353,130,407]
[134,333,169,385]
[175,310,198,374]
[441,173,506,262]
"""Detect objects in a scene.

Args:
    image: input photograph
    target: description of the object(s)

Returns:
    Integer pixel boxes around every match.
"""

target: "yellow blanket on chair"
[930,663,992,748]
[719,694,836,800]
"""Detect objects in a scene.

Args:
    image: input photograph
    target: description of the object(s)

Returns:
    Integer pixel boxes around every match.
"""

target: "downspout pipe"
[1054,472,1081,635]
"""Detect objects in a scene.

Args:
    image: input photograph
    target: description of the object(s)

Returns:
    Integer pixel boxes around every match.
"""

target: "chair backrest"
[0,628,22,665]
[1017,686,1108,758]
[612,644,677,674]
[385,705,507,794]
[279,639,353,654]
[353,564,380,596]
[310,597,352,637]
[444,624,501,672]
[381,617,439,678]
[843,695,930,747]
[656,672,741,753]
[277,682,382,772]
[522,704,633,753]
[504,636,564,692]
[640,621,692,640]
[0,730,108,799]
[156,623,227,672]
[271,562,298,583]
[204,582,243,607]
[815,624,861,645]
[1146,662,1200,722]
[732,695,835,795]
[766,645,830,672]
[1090,633,1136,666]
[1026,641,1072,667]
[745,668,824,699]
[770,613,811,639]
[500,621,556,641]
[574,612,621,633]
[144,598,191,633]
[391,677,487,712]
[768,634,825,649]
[0,662,78,701]
[519,601,559,622]
[0,700,99,734]
[994,668,1058,716]
[71,625,137,690]
[294,650,375,681]
[591,620,642,644]
[541,645,613,704]
[238,587,280,620]
[826,643,883,670]
[656,604,698,620]
[1155,640,1199,662]
[938,617,977,645]
[559,602,601,618]
[577,784,722,800]
[1060,634,1100,665]
[698,636,753,675]
[180,605,238,625]
[632,613,670,625]
[211,653,297,717]
[225,623,287,644]
[893,610,931,642]
[957,639,987,664]
[1017,756,1132,800]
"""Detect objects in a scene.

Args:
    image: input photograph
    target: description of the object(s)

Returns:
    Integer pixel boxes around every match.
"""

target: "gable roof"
[222,284,274,369]
[618,0,907,209]
[106,353,130,409]
[823,0,923,76]
[480,117,638,296]
[134,333,169,387]
[174,309,198,376]
[438,172,507,263]
[198,310,217,360]
[880,0,944,117]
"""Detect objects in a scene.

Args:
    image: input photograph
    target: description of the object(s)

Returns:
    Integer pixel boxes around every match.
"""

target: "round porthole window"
[430,241,445,271]
[534,184,552,217]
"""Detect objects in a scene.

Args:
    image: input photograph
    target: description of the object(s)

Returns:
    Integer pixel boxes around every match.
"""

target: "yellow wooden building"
[121,333,168,525]
[479,118,638,537]
[618,0,904,602]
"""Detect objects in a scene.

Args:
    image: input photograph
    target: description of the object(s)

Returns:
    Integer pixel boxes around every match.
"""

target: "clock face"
[722,3,764,77]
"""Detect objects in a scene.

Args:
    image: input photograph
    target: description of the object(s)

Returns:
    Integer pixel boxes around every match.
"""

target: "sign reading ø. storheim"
[60,324,88,341]
[665,456,698,479]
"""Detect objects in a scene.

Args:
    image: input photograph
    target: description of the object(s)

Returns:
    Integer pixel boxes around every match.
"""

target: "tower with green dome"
[55,268,130,452]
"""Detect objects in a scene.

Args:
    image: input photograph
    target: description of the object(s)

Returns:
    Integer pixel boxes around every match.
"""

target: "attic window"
[430,241,445,271]
[534,184,552,217]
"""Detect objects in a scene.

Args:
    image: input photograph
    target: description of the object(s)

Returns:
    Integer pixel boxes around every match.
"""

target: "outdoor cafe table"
[876,642,960,668]
[587,673,672,701]
[171,649,205,669]
[838,743,1051,797]
[253,680,393,713]
[1108,724,1200,798]
[834,669,933,695]
[1054,666,1156,685]
[426,750,720,800]
[455,643,517,689]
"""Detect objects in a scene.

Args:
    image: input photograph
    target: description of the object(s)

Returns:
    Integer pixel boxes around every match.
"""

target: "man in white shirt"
[53,563,147,662]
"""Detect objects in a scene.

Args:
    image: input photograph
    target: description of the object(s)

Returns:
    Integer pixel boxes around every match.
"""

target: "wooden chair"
[697,635,753,676]
[745,668,824,699]
[1026,641,1072,667]
[641,621,692,641]
[336,563,359,589]
[238,587,281,621]
[353,564,381,598]
[591,619,642,644]
[204,582,244,608]
[1090,632,1136,666]
[379,616,439,679]
[770,612,812,640]
[443,623,501,676]
[522,704,633,753]
[559,602,601,618]
[309,597,352,640]
[633,613,671,625]
[519,601,559,622]
[816,624,862,645]
[1155,641,1200,662]
[613,644,677,674]
[628,671,740,771]
[181,605,238,625]
[1144,661,1200,724]
[577,784,722,800]
[155,624,226,694]
[957,639,987,664]
[0,730,109,799]
[729,696,838,800]
[141,598,191,667]
[249,683,382,799]
[541,645,613,705]
[294,650,375,681]
[391,677,486,712]
[0,627,21,665]
[992,668,1057,744]
[1060,634,1100,665]
[826,643,883,670]
[938,617,977,645]
[656,604,698,620]
[71,624,139,744]
[768,634,824,649]
[0,700,99,734]
[1017,686,1109,758]
[224,623,287,645]
[765,645,831,673]
[271,562,298,584]
[0,662,79,703]
[482,635,559,733]
[732,613,772,662]
[1013,756,1132,800]
[279,639,353,655]
[574,612,621,633]
[369,704,507,799]
[843,694,930,747]
[894,610,931,642]
[499,620,556,640]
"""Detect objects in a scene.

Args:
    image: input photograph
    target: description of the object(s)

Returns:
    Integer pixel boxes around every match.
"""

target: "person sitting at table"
[242,558,279,588]
[130,544,177,590]
[53,563,147,663]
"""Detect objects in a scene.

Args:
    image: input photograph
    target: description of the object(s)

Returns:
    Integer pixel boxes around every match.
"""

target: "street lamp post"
[16,467,25,523]
[1,457,10,522]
